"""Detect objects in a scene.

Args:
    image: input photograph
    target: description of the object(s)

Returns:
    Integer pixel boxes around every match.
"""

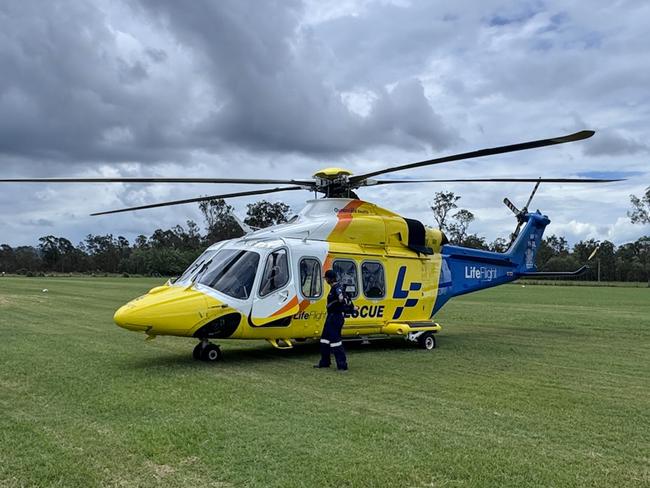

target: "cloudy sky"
[1,0,648,247]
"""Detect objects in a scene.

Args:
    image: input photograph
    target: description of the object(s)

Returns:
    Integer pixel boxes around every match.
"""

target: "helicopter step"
[267,338,294,350]
[339,322,441,351]
[193,340,223,362]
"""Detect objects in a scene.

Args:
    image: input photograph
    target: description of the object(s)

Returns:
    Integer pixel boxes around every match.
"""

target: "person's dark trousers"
[318,313,348,370]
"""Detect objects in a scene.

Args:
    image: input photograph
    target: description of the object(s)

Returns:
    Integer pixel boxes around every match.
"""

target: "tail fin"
[505,211,550,273]
[432,212,550,314]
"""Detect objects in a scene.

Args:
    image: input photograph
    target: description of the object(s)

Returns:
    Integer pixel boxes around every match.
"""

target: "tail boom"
[432,212,550,315]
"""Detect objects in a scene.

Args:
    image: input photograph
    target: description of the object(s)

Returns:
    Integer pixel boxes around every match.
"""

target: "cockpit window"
[259,249,290,297]
[196,249,260,300]
[175,250,217,285]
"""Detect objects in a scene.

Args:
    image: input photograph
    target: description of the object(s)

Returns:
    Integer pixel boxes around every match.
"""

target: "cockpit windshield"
[175,250,218,285]
[195,249,260,300]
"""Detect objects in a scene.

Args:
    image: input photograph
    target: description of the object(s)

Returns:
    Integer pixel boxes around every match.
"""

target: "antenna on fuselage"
[230,212,258,235]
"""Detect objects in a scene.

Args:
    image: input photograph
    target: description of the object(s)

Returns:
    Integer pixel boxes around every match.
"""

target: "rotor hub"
[312,168,356,196]
[312,167,353,180]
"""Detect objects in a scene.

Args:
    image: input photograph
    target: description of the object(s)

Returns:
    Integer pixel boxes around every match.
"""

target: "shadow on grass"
[118,335,450,371]
[114,324,572,373]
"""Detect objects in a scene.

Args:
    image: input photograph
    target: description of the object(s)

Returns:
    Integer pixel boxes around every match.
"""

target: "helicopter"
[1,130,622,361]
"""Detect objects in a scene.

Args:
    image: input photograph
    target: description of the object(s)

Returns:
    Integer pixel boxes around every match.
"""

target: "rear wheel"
[418,332,436,350]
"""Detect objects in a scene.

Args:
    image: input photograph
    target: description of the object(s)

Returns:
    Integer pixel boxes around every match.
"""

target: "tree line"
[1,191,648,282]
[430,190,650,282]
[0,200,290,277]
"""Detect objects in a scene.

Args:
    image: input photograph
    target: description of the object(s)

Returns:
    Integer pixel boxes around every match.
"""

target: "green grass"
[519,279,649,288]
[1,277,648,487]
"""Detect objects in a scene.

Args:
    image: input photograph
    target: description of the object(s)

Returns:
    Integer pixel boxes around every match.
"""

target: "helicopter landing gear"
[193,340,223,362]
[418,332,436,350]
[406,330,437,350]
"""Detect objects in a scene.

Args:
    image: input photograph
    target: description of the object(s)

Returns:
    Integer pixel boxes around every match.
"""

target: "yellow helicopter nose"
[113,285,213,337]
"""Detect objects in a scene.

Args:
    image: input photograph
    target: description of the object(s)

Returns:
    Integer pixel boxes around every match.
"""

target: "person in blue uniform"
[314,269,348,371]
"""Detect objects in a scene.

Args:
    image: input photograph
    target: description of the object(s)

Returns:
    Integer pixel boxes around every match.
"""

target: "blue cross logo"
[391,266,421,320]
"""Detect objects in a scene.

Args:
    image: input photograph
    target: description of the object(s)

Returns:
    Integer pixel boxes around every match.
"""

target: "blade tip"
[552,130,595,143]
[572,129,596,140]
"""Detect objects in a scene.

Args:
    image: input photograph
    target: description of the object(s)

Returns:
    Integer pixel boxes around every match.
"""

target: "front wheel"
[418,332,436,351]
[192,342,204,360]
[200,343,222,362]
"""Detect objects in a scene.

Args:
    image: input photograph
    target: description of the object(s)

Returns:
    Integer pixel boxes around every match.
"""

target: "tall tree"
[573,239,599,261]
[597,241,617,281]
[628,187,650,224]
[13,246,42,272]
[460,234,489,250]
[38,236,79,272]
[536,239,553,269]
[134,234,149,249]
[545,234,569,256]
[490,237,509,253]
[83,234,121,273]
[198,198,244,243]
[184,220,203,250]
[430,191,460,232]
[0,244,16,273]
[245,201,292,229]
[447,209,475,244]
[573,238,600,280]
[38,235,62,270]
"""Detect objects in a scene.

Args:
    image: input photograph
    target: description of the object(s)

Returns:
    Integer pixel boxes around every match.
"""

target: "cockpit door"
[250,248,299,326]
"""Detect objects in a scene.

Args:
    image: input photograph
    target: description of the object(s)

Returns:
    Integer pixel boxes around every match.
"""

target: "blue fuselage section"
[433,212,550,315]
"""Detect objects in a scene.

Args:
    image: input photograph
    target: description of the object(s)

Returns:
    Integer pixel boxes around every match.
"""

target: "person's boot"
[332,346,348,371]
[314,342,331,368]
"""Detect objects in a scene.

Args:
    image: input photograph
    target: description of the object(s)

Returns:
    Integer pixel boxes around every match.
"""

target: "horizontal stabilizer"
[518,265,589,278]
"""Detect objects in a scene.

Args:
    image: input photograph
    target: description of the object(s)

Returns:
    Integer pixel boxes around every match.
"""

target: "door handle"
[278,290,289,301]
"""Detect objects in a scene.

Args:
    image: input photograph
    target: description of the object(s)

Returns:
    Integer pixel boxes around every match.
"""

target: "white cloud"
[0,0,649,248]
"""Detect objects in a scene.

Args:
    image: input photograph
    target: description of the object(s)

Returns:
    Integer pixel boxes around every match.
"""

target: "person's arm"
[326,285,345,308]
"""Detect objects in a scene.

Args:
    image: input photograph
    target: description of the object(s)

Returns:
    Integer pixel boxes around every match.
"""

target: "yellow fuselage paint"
[113,198,445,343]
[114,247,443,340]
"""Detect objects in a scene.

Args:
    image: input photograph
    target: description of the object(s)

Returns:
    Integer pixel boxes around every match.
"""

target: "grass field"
[0,277,648,487]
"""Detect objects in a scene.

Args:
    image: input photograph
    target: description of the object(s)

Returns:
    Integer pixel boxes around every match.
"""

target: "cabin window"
[197,249,260,300]
[361,261,385,299]
[332,260,359,298]
[259,249,290,297]
[299,258,322,299]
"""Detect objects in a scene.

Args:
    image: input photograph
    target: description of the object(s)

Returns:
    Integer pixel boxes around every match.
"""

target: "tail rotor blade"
[509,221,524,246]
[523,178,542,211]
[503,197,520,215]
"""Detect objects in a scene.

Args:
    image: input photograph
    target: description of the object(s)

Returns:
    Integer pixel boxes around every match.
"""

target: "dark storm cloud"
[135,0,457,155]
[362,79,458,150]
[0,0,457,172]
[0,1,197,167]
[0,0,647,247]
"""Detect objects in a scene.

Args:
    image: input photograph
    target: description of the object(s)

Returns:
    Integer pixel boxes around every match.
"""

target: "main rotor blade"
[91,186,304,216]
[368,177,622,185]
[350,130,595,183]
[0,177,315,186]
